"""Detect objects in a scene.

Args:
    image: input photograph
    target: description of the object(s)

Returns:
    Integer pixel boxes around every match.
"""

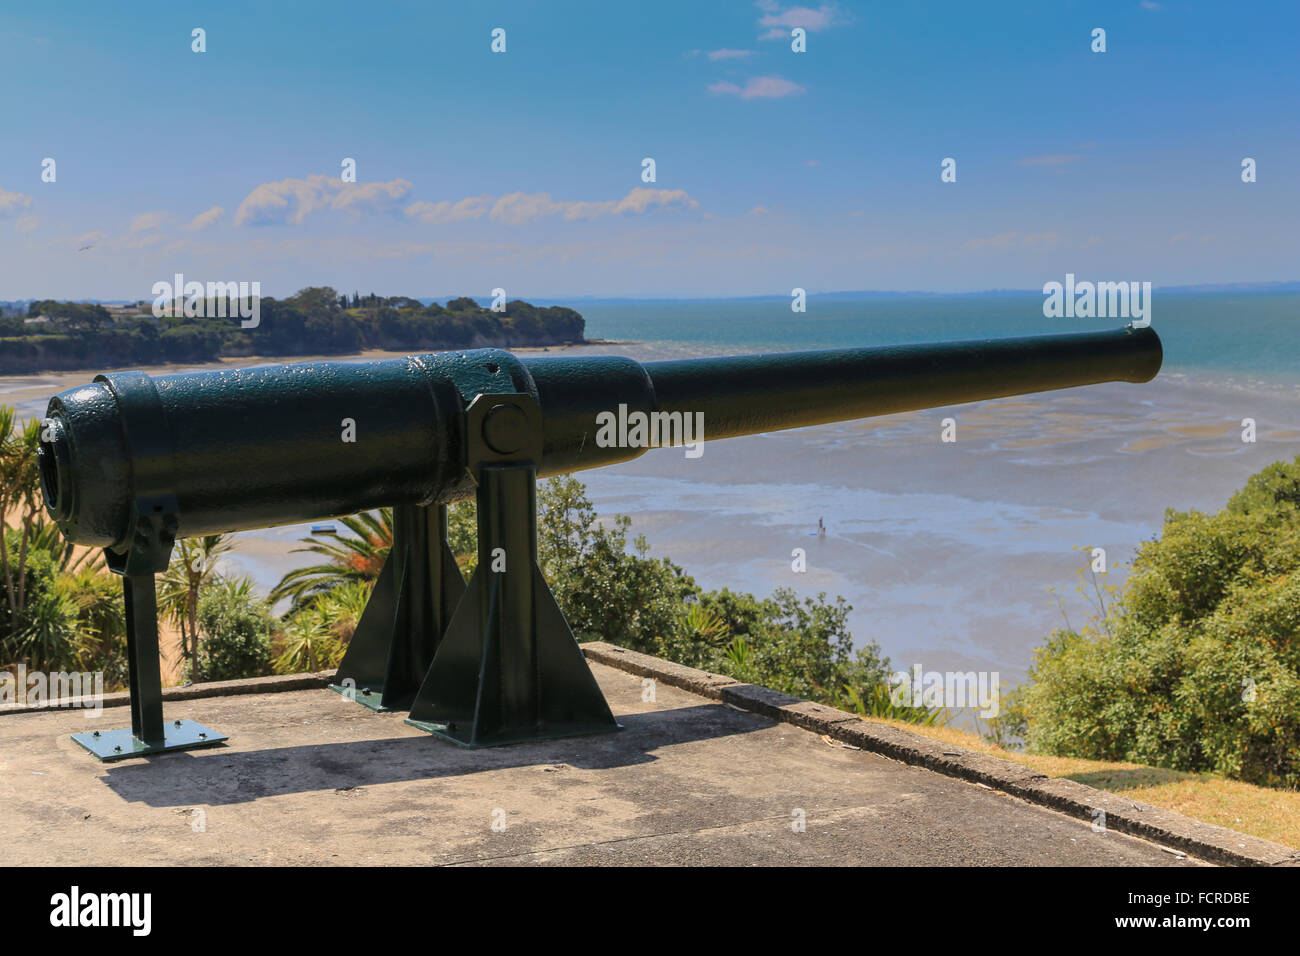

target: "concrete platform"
[0,661,1211,866]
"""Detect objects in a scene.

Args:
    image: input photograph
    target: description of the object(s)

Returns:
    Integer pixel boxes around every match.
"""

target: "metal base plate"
[71,720,228,761]
[328,683,399,712]
[404,717,622,748]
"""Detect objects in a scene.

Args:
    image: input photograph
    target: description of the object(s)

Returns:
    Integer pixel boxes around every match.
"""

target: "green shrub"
[197,576,274,681]
[274,610,346,673]
[1021,456,1300,787]
[0,545,87,672]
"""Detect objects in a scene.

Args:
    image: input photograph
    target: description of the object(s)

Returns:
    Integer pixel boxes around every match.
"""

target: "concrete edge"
[580,640,1300,868]
[0,670,336,716]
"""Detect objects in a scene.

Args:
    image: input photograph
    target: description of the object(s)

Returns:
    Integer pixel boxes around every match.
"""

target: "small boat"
[310,523,338,535]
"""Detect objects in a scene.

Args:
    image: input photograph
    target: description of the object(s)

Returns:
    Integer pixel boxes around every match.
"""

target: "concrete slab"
[0,663,1204,866]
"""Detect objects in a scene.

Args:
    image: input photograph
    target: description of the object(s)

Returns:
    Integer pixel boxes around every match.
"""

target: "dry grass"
[866,717,1300,850]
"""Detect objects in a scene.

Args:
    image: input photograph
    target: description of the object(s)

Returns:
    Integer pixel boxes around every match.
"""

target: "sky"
[1,0,1297,300]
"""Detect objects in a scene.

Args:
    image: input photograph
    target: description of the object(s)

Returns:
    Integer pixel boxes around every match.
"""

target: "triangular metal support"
[331,503,466,711]
[405,393,620,746]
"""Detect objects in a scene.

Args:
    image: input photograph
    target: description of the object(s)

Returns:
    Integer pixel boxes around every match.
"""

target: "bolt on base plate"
[327,683,395,712]
[71,720,228,761]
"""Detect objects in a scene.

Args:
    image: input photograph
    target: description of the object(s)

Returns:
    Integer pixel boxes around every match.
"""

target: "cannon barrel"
[45,323,1162,757]
[39,325,1161,550]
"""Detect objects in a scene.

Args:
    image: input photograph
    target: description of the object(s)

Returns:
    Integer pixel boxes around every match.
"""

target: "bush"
[0,544,87,672]
[197,576,274,681]
[273,608,346,674]
[1021,456,1300,787]
[536,476,696,655]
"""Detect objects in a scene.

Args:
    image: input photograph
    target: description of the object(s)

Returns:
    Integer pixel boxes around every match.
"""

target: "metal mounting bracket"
[405,393,620,746]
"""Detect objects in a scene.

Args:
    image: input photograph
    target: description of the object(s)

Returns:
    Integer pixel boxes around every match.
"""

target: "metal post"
[123,574,164,745]
[70,510,228,761]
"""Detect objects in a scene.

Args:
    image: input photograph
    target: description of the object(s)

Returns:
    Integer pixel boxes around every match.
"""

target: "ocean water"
[574,291,1300,392]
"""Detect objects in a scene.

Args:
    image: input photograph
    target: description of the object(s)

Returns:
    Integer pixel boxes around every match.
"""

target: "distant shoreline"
[2,338,642,377]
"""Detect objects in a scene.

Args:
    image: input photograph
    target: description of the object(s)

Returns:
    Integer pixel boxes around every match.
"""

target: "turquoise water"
[574,291,1300,387]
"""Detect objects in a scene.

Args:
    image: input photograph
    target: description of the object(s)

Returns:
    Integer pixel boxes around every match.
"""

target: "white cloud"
[757,3,844,40]
[15,215,39,233]
[233,174,413,226]
[708,75,805,99]
[128,210,169,232]
[404,196,495,225]
[0,188,34,217]
[708,48,754,60]
[406,187,698,227]
[183,205,225,231]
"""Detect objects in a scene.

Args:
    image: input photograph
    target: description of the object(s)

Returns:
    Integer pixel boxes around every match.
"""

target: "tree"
[270,510,392,608]
[158,534,232,683]
[535,475,695,654]
[288,286,342,317]
[0,407,43,631]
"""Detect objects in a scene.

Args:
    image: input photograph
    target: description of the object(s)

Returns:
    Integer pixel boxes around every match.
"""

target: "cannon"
[38,325,1162,758]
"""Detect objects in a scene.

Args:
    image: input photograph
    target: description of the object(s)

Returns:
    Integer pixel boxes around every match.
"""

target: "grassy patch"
[866,717,1300,850]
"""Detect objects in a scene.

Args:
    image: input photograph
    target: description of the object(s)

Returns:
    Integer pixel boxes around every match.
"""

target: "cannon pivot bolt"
[199,733,207,739]
[92,731,100,738]
[175,720,182,727]
[482,403,529,455]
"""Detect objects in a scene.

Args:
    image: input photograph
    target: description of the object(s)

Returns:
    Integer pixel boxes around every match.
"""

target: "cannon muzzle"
[40,325,1160,549]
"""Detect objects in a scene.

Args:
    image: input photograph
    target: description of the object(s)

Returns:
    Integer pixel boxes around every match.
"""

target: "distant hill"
[0,288,586,373]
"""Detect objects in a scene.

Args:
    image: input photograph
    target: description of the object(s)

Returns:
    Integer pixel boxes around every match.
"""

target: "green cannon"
[38,325,1162,757]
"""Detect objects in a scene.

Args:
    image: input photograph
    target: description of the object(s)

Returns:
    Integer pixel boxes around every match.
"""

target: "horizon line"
[5,279,1299,306]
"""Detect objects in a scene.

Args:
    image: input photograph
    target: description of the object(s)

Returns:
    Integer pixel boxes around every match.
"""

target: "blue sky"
[1,0,1296,299]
